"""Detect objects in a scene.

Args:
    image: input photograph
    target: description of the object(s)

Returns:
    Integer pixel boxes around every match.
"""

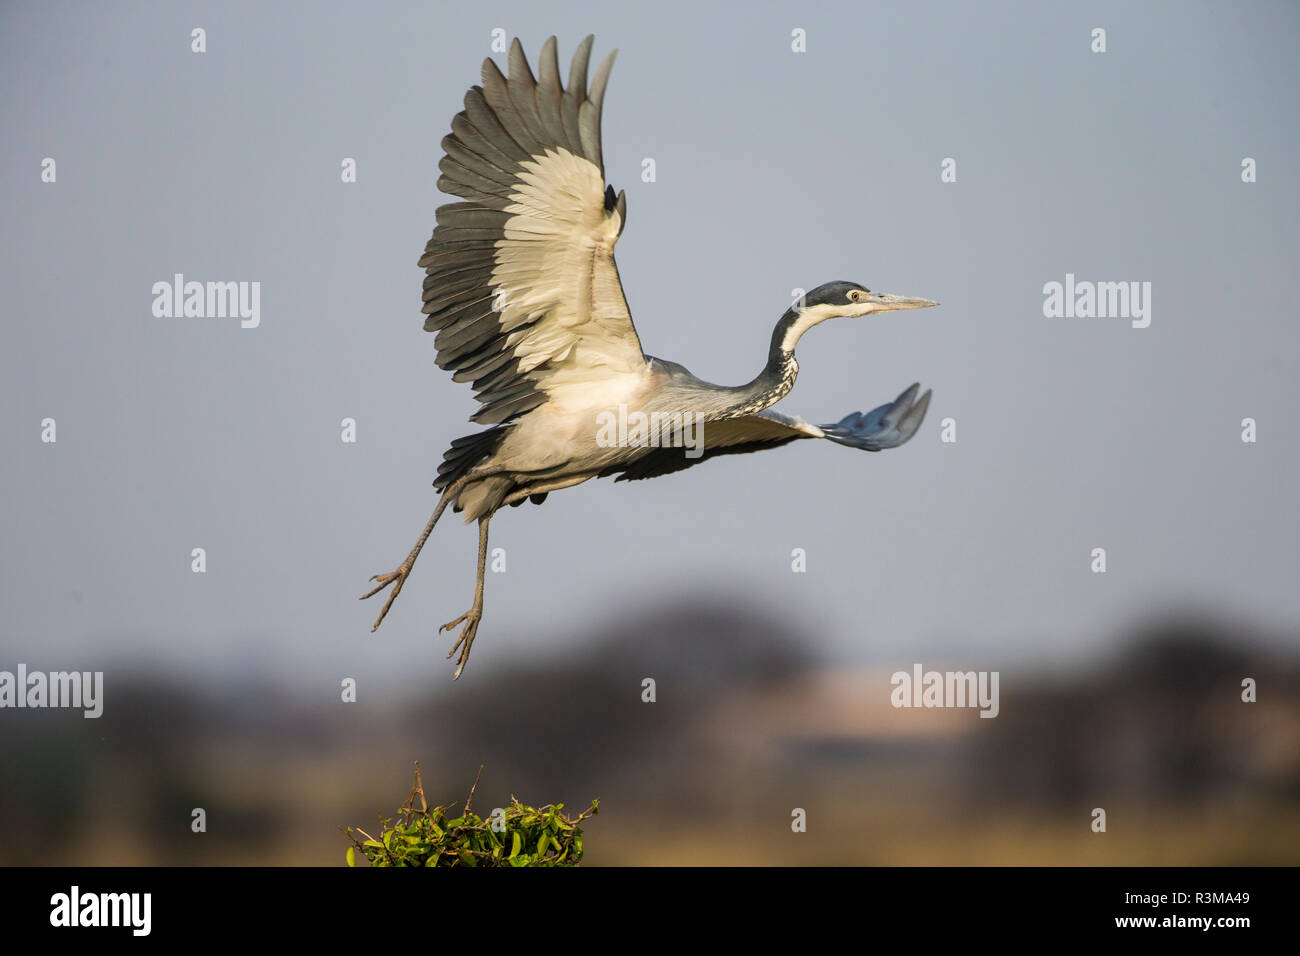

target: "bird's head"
[804,280,938,317]
[776,281,938,353]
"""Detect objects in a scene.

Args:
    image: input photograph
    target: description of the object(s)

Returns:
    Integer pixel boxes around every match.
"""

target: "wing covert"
[598,386,931,482]
[600,410,824,482]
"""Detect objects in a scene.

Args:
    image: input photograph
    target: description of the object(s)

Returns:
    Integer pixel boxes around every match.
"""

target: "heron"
[363,35,938,678]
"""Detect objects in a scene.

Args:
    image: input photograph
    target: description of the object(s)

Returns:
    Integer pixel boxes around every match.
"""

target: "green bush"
[344,764,598,867]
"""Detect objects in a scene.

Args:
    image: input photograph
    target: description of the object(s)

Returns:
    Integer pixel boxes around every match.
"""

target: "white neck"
[779,303,858,353]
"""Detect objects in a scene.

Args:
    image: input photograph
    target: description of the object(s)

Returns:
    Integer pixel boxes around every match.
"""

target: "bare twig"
[401,761,429,818]
[464,763,484,817]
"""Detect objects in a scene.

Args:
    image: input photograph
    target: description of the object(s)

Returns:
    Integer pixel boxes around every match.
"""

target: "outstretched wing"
[816,383,932,451]
[422,35,646,426]
[603,384,931,482]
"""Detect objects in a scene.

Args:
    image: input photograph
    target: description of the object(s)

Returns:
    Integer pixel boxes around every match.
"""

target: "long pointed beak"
[869,292,939,311]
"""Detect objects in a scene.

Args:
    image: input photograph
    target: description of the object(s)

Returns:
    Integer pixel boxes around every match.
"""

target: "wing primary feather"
[898,389,932,435]
[423,302,492,334]
[560,36,594,151]
[568,35,594,101]
[417,239,496,270]
[481,58,545,157]
[453,344,519,383]
[437,154,515,196]
[471,390,547,425]
[430,227,506,243]
[449,113,523,177]
[535,36,569,148]
[437,327,508,368]
[434,205,510,229]
[436,172,512,208]
[439,136,516,187]
[435,311,509,354]
[423,286,494,318]
[463,87,531,163]
[420,247,496,276]
[471,359,529,394]
[584,48,618,170]
[421,266,494,296]
[506,38,553,152]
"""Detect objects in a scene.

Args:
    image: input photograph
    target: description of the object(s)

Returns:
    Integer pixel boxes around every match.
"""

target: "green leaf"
[509,831,522,859]
[346,846,356,867]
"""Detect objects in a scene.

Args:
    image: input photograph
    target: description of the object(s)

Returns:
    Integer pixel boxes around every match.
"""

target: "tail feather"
[434,426,510,493]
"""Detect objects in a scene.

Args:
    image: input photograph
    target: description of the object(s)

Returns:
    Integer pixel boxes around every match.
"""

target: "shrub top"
[345,765,598,868]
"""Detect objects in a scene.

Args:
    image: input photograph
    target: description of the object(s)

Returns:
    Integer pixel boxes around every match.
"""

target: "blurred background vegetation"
[2,600,1297,865]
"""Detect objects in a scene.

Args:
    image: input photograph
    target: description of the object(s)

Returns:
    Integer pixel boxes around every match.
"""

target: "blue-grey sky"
[1,0,1297,692]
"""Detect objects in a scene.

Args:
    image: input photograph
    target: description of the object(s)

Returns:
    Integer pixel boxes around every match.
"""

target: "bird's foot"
[360,565,410,631]
[439,607,482,680]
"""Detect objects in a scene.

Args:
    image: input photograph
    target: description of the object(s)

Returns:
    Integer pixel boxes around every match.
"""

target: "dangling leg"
[440,514,490,680]
[361,476,469,631]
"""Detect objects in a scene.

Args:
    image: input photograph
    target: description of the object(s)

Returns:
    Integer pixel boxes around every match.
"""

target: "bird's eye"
[848,290,861,301]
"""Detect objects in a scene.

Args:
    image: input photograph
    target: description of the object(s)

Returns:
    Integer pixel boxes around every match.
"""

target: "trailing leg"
[361,476,469,631]
[440,514,491,680]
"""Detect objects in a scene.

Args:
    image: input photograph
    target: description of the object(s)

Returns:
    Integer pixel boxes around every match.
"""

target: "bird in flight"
[364,36,938,677]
